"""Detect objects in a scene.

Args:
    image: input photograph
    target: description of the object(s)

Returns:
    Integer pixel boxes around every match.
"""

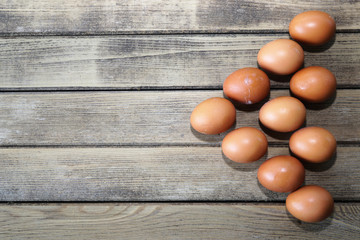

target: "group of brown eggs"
[190,11,337,223]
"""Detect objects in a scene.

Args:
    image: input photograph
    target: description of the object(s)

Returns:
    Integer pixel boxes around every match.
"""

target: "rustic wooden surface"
[0,33,359,90]
[0,147,359,201]
[0,90,358,145]
[1,0,359,34]
[0,203,359,240]
[1,0,359,239]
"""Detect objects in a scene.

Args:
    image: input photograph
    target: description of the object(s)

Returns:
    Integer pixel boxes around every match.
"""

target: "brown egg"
[190,97,236,134]
[223,67,270,104]
[257,155,305,192]
[290,66,336,103]
[222,127,268,163]
[286,185,334,222]
[257,39,304,75]
[289,11,336,46]
[289,127,336,163]
[259,96,306,132]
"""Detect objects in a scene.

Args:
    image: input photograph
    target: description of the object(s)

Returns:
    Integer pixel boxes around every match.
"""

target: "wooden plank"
[0,33,358,89]
[0,90,358,146]
[0,0,359,34]
[0,146,358,201]
[0,203,359,240]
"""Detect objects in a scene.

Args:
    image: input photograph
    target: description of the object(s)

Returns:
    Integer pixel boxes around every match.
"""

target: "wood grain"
[0,0,359,35]
[0,203,359,240]
[1,1,358,238]
[0,146,358,201]
[0,34,359,90]
[0,90,358,146]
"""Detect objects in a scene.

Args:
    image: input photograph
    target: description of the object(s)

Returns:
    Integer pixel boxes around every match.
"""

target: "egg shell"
[190,97,236,135]
[257,39,304,75]
[289,126,336,163]
[286,185,334,223]
[289,11,336,46]
[290,66,337,103]
[222,127,268,163]
[257,155,305,193]
[223,67,270,104]
[259,96,306,132]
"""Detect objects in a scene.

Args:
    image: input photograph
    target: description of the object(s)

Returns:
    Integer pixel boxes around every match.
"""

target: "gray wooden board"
[0,34,358,90]
[0,146,358,201]
[0,203,359,239]
[0,90,358,146]
[0,0,359,34]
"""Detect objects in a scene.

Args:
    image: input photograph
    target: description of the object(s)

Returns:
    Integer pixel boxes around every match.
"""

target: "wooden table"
[0,1,359,239]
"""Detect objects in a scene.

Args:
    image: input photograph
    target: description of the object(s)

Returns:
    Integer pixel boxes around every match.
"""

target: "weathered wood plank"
[0,34,358,89]
[0,90,358,146]
[0,146,358,201]
[0,203,359,240]
[1,0,359,34]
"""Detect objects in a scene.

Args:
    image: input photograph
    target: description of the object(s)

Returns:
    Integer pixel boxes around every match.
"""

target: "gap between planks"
[0,141,358,148]
[1,29,360,37]
[0,85,359,92]
[2,200,360,204]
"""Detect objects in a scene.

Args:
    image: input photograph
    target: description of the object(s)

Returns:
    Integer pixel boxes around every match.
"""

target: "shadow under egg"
[221,151,267,172]
[286,207,333,232]
[189,120,237,144]
[290,150,337,172]
[257,62,299,83]
[256,178,289,201]
[258,120,296,141]
[298,34,337,53]
[223,92,270,112]
[295,90,337,111]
